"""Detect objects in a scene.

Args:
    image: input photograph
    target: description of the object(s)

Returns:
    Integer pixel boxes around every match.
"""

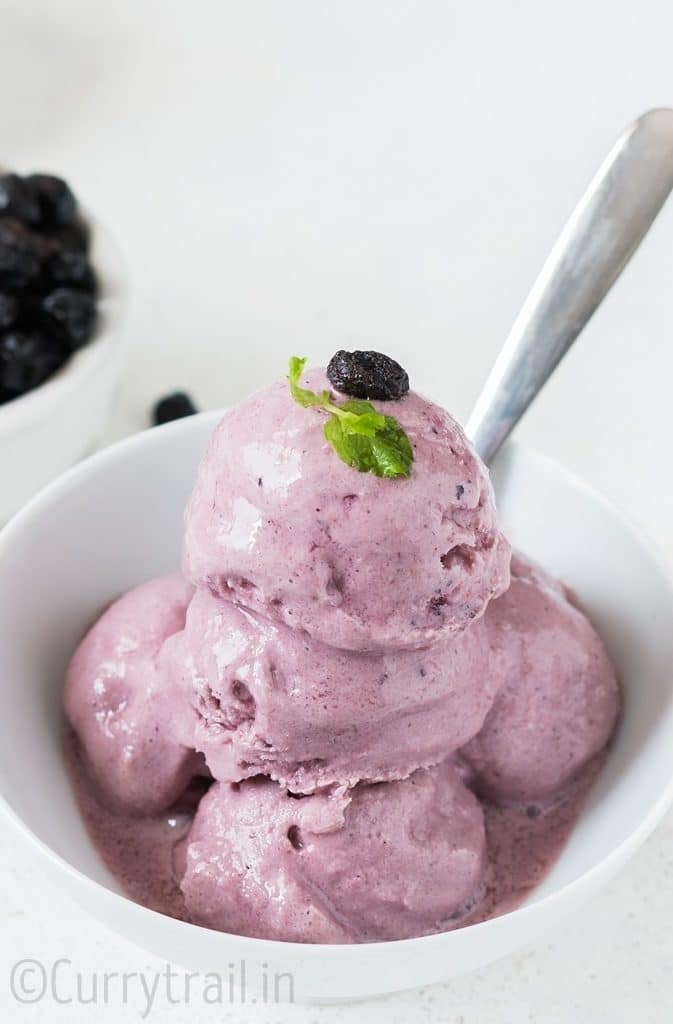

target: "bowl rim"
[1,417,673,960]
[0,210,128,434]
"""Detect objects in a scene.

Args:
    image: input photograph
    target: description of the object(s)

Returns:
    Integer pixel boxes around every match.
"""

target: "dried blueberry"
[45,248,97,292]
[0,174,41,225]
[24,174,77,229]
[0,292,18,329]
[0,330,66,394]
[326,350,409,400]
[0,219,43,289]
[153,391,198,425]
[41,288,96,350]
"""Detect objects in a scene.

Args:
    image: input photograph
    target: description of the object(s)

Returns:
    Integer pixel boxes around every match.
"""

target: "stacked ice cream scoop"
[64,362,619,942]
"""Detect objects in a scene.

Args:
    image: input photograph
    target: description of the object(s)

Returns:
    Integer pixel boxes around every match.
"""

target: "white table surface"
[2,1,673,1020]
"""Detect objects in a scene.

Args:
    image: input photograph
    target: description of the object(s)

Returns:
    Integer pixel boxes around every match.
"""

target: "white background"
[2,1,673,1020]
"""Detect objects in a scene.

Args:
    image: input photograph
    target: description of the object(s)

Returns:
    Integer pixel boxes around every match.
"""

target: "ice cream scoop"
[162,586,501,793]
[461,554,620,801]
[182,368,510,653]
[179,760,487,942]
[64,573,200,814]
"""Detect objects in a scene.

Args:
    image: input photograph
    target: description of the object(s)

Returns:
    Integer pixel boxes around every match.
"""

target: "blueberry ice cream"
[63,353,620,942]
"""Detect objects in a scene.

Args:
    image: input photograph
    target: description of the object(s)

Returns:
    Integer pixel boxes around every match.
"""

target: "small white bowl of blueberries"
[0,171,126,522]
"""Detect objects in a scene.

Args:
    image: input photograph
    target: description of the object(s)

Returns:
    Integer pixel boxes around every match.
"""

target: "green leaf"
[335,399,387,437]
[287,356,331,409]
[370,415,414,477]
[288,356,414,479]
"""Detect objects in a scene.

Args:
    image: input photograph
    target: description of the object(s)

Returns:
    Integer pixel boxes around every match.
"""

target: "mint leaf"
[288,357,413,479]
[369,415,414,477]
[336,399,386,437]
[288,356,331,408]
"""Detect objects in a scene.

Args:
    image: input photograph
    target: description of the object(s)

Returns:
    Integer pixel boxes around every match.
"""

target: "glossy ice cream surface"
[163,587,500,793]
[64,360,620,943]
[182,369,511,652]
[461,555,620,801]
[179,761,487,942]
[64,573,199,814]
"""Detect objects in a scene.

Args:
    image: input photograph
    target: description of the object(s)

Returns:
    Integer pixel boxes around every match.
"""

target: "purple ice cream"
[63,358,621,944]
[461,555,620,801]
[163,587,500,792]
[182,369,511,652]
[179,760,486,942]
[64,573,200,814]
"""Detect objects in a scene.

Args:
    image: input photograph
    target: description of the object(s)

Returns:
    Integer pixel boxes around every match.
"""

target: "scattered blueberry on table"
[0,172,98,406]
[152,391,198,426]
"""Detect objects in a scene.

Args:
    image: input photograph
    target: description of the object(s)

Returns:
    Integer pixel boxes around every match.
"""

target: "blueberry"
[0,292,18,328]
[0,174,41,225]
[327,350,410,401]
[24,174,78,229]
[45,248,97,292]
[0,219,43,289]
[0,173,97,383]
[0,330,67,395]
[153,391,198,425]
[54,219,90,252]
[41,288,96,350]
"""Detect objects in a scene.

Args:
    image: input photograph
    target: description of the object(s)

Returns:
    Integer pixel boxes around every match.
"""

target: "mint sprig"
[288,356,413,479]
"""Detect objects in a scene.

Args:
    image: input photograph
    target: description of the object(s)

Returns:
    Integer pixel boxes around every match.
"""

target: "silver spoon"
[466,107,673,465]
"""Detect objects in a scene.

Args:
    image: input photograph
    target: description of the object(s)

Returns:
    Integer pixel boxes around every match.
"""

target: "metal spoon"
[466,107,673,465]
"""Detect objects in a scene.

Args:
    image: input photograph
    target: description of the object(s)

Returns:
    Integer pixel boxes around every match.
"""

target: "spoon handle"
[466,108,673,465]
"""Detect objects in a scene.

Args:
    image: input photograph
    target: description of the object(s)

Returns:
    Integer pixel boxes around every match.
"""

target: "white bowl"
[0,415,673,1003]
[0,214,127,522]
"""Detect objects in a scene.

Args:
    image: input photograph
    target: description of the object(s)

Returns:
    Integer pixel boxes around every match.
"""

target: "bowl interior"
[1,416,673,921]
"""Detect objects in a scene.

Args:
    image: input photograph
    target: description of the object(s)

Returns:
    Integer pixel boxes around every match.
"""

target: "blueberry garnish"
[289,356,414,478]
[153,392,198,426]
[326,350,409,401]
